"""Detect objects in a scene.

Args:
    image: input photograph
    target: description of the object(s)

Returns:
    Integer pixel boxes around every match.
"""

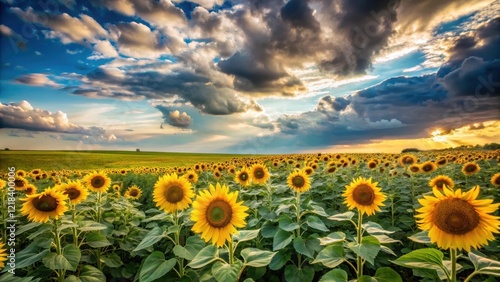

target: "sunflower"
[112,184,121,192]
[400,154,417,166]
[287,170,311,193]
[191,183,249,247]
[408,164,420,174]
[303,166,314,176]
[416,186,500,251]
[24,184,37,195]
[436,157,447,166]
[235,168,251,186]
[0,241,7,269]
[250,164,270,184]
[16,170,27,177]
[0,179,6,190]
[20,187,68,223]
[83,172,111,193]
[367,160,378,169]
[213,170,222,180]
[30,169,42,177]
[327,166,337,174]
[462,162,481,176]
[420,161,437,174]
[124,185,142,200]
[429,175,454,191]
[13,177,28,190]
[491,173,500,187]
[58,180,88,205]
[153,173,194,213]
[183,170,199,184]
[343,177,386,216]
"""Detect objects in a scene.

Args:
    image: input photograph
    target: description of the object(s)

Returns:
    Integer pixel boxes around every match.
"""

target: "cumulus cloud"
[91,0,186,26]
[11,7,107,45]
[166,110,192,128]
[0,101,116,142]
[88,40,119,60]
[15,73,60,87]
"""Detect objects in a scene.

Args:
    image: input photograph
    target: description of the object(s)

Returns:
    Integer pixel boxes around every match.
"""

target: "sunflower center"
[91,176,105,188]
[188,174,194,179]
[130,189,139,197]
[352,184,375,205]
[433,198,480,235]
[422,164,433,172]
[465,164,476,172]
[495,176,500,185]
[33,195,58,212]
[65,188,81,200]
[206,200,232,228]
[254,168,264,179]
[165,186,184,203]
[14,179,24,188]
[410,166,419,172]
[369,163,376,169]
[292,175,305,188]
[239,172,248,181]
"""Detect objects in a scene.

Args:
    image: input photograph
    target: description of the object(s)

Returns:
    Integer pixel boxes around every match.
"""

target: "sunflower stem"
[1,191,7,241]
[356,211,364,278]
[71,205,79,247]
[227,239,235,265]
[53,219,65,282]
[95,192,103,270]
[173,210,185,277]
[450,248,457,282]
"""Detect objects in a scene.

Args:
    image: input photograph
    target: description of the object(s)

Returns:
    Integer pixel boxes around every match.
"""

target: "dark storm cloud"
[72,67,262,115]
[316,96,351,113]
[280,0,320,30]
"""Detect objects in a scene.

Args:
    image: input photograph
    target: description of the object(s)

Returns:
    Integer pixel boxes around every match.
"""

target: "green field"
[0,150,258,171]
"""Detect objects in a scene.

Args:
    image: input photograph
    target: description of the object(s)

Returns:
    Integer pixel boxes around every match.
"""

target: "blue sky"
[1,0,499,153]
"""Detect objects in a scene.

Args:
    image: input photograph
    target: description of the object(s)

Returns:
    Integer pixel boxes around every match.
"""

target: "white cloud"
[167,110,192,128]
[88,40,119,59]
[14,73,60,87]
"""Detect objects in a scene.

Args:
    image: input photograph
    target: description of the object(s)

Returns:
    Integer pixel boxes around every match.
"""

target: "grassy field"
[0,150,258,171]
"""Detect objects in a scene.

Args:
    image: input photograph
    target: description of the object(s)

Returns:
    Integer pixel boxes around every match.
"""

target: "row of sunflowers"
[1,150,500,281]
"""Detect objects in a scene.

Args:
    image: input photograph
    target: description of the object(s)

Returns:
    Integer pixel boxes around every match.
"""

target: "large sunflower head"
[20,187,68,223]
[58,180,88,205]
[191,183,249,247]
[462,162,481,176]
[250,164,270,184]
[183,170,199,184]
[287,170,311,193]
[83,171,111,192]
[416,186,500,251]
[235,167,251,187]
[429,175,454,191]
[124,185,143,200]
[0,241,7,270]
[343,177,387,216]
[153,173,194,213]
[491,173,500,187]
[420,161,437,174]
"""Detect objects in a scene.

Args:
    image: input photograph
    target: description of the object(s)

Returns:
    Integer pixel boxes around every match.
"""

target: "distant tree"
[401,148,421,153]
[4,148,9,151]
[136,148,140,152]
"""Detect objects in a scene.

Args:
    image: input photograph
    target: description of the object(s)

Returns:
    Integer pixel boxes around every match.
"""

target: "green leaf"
[362,222,394,235]
[261,221,278,238]
[85,232,112,248]
[183,236,206,261]
[391,248,446,274]
[284,265,315,282]
[372,234,400,244]
[188,245,218,269]
[141,212,168,223]
[65,265,106,282]
[312,245,345,268]
[0,273,41,282]
[103,252,123,268]
[273,229,294,251]
[58,221,79,232]
[372,267,403,282]
[133,226,164,252]
[42,244,80,271]
[233,229,260,243]
[241,248,277,267]
[408,231,431,244]
[306,216,329,232]
[211,261,241,282]
[269,249,291,270]
[347,236,380,266]
[319,269,348,282]
[139,251,176,282]
[309,205,329,217]
[15,222,42,236]
[469,251,500,276]
[77,221,108,232]
[278,215,300,232]
[328,211,355,222]
[318,232,346,246]
[293,237,313,258]
[11,249,49,269]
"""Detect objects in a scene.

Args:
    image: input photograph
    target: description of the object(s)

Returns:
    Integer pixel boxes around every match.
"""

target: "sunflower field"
[1,150,500,282]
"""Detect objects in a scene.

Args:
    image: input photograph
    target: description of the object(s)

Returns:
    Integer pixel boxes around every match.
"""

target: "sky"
[0,0,499,154]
